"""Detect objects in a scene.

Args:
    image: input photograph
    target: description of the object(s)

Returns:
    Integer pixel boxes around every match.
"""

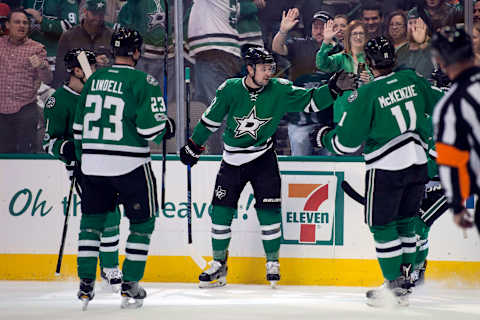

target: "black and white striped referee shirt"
[433,66,480,213]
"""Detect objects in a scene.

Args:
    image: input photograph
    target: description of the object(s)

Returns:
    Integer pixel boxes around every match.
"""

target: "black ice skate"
[366,264,413,307]
[266,261,280,288]
[120,281,146,309]
[198,260,228,288]
[77,279,95,311]
[101,267,122,293]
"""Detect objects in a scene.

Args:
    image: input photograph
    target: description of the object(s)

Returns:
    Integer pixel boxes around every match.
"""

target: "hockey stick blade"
[341,180,365,205]
[187,243,207,269]
[77,51,93,79]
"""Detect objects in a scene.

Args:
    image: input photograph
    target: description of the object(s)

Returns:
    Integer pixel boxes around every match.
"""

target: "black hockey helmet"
[431,26,473,67]
[364,36,396,69]
[64,48,96,73]
[244,47,275,66]
[111,27,143,57]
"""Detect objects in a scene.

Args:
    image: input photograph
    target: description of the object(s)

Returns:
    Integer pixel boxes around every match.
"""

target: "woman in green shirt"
[316,20,370,124]
[316,19,370,79]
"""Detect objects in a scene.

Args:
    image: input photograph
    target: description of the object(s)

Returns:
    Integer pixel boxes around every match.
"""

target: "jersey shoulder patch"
[146,74,159,86]
[45,96,56,109]
[276,78,290,85]
[347,90,358,103]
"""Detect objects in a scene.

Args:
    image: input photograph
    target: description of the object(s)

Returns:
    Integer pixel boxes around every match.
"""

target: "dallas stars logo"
[147,0,166,31]
[233,106,271,140]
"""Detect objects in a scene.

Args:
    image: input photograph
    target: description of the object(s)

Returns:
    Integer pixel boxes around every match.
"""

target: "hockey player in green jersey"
[43,48,123,293]
[312,37,443,306]
[179,47,356,288]
[73,28,175,310]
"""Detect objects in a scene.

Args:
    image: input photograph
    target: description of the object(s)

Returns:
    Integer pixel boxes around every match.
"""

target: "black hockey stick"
[161,0,169,209]
[55,176,75,275]
[341,180,365,206]
[185,67,207,269]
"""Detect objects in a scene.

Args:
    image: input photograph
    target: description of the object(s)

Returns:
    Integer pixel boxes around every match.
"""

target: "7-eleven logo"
[288,184,329,243]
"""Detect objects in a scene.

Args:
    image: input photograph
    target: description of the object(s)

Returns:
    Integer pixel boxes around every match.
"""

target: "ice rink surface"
[1,281,479,320]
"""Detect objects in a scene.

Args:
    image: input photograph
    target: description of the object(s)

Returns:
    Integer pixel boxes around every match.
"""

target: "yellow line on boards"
[1,254,479,287]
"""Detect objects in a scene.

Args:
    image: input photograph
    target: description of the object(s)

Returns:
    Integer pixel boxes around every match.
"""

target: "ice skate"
[120,281,146,309]
[198,260,228,288]
[101,267,122,293]
[77,279,95,311]
[266,261,280,288]
[366,280,411,307]
[412,260,427,287]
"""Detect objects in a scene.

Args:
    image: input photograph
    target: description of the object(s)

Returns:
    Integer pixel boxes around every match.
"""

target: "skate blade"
[121,296,144,309]
[366,293,409,308]
[101,281,121,293]
[198,277,226,289]
[80,297,90,311]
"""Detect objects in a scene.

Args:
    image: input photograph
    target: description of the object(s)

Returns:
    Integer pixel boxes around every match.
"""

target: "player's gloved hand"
[310,125,332,149]
[164,117,176,140]
[180,138,205,167]
[60,140,77,162]
[328,70,357,99]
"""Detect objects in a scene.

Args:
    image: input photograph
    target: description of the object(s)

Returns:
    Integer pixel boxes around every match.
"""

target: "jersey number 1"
[390,101,416,134]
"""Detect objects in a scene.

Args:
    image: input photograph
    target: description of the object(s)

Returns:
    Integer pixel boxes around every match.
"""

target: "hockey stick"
[160,0,169,209]
[341,180,365,206]
[77,51,93,79]
[55,176,75,275]
[185,67,207,269]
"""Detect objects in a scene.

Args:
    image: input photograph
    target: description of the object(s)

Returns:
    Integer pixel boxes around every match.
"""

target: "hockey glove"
[310,125,333,149]
[164,117,176,140]
[60,140,77,162]
[328,70,357,99]
[180,138,205,167]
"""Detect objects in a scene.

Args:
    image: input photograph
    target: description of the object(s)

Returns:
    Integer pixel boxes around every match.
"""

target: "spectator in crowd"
[397,14,434,79]
[53,0,112,88]
[316,20,370,124]
[333,14,348,47]
[116,0,177,105]
[475,0,480,24]
[408,0,463,32]
[256,0,303,50]
[385,11,409,64]
[272,9,334,156]
[0,2,10,35]
[362,1,383,40]
[188,0,263,154]
[0,9,52,153]
[273,9,336,81]
[23,0,79,72]
[473,22,480,66]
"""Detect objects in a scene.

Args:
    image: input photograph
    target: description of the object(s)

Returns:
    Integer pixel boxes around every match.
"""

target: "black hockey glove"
[164,117,176,140]
[60,140,77,162]
[310,125,333,149]
[328,70,357,99]
[180,138,205,167]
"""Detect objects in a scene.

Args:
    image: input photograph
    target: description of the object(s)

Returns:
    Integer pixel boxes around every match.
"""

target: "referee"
[432,26,480,234]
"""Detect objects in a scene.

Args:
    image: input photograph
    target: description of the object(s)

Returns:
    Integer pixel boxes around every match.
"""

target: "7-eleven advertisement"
[281,171,344,246]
